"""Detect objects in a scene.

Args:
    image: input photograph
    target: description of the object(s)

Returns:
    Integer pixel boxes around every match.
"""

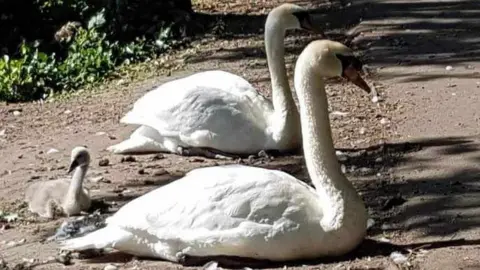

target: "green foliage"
[0,23,162,101]
[0,0,191,102]
[0,43,56,101]
[55,26,117,90]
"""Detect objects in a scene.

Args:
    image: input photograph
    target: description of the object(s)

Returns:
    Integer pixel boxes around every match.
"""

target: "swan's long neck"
[66,165,87,199]
[294,58,364,230]
[264,17,300,145]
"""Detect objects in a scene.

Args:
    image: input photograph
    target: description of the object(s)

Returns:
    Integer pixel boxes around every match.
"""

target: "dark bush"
[0,0,192,102]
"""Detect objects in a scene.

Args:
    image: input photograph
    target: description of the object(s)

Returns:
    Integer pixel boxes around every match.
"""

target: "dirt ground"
[1,0,480,269]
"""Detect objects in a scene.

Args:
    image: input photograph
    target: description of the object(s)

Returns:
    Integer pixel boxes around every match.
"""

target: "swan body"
[112,70,278,154]
[25,147,91,218]
[61,39,371,264]
[107,4,319,158]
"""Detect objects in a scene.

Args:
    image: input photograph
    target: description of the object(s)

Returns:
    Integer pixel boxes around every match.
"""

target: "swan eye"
[335,54,363,76]
[292,11,315,31]
[292,10,309,22]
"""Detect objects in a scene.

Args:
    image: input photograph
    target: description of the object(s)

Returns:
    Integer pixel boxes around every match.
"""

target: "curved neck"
[67,165,87,199]
[264,17,300,143]
[294,59,362,229]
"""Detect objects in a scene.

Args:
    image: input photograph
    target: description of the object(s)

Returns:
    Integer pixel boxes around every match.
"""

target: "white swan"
[25,146,91,219]
[61,40,371,265]
[107,4,320,159]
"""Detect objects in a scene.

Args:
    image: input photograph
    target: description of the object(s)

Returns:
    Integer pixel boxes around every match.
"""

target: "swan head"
[306,40,371,93]
[67,146,91,173]
[268,4,322,34]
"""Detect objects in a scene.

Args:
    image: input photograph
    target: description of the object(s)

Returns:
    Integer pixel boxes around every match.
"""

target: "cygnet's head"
[67,146,91,173]
[299,40,371,93]
[268,3,323,35]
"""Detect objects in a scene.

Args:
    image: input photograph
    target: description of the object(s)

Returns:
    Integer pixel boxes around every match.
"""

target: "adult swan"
[107,4,320,159]
[61,40,371,266]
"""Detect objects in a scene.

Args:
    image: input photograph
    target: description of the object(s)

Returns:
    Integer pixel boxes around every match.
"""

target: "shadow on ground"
[349,135,480,238]
[351,0,480,67]
[184,0,365,65]
[190,0,357,38]
[187,0,480,76]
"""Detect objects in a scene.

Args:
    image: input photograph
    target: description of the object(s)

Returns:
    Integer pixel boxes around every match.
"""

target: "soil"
[1,0,480,269]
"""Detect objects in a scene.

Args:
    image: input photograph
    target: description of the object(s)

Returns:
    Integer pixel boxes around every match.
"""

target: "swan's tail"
[107,137,167,154]
[60,227,131,251]
[119,111,141,125]
[120,112,177,137]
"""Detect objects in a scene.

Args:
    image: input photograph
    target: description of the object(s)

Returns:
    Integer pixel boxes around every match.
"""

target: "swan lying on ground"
[107,3,322,159]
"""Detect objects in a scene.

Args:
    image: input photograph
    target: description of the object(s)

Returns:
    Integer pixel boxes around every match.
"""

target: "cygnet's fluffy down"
[25,146,92,219]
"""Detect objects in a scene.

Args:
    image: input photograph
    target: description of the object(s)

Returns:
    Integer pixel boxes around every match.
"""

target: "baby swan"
[25,146,91,219]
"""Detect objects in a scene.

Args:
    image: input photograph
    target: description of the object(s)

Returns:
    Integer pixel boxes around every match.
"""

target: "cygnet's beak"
[67,159,80,174]
[343,66,371,93]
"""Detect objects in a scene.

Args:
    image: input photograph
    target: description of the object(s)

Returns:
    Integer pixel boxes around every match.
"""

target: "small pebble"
[359,167,373,174]
[64,110,72,114]
[359,127,366,135]
[104,264,118,270]
[371,95,382,103]
[143,180,154,185]
[169,170,185,177]
[22,258,35,264]
[367,218,375,229]
[122,189,133,195]
[445,65,453,71]
[0,129,5,136]
[13,110,21,116]
[90,176,105,183]
[390,251,408,264]
[190,158,205,163]
[379,236,392,242]
[153,169,168,176]
[258,150,269,158]
[44,256,56,263]
[203,261,218,270]
[99,158,110,166]
[6,238,25,247]
[47,148,60,154]
[336,151,347,162]
[56,252,72,265]
[330,111,349,117]
[380,118,389,125]
[151,154,165,160]
[121,156,136,162]
[340,164,347,174]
